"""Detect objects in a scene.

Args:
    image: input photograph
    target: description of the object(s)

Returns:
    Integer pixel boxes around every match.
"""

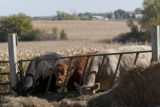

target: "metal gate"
[0,50,152,95]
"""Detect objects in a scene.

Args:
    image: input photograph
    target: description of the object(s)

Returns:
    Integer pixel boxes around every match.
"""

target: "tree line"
[51,8,142,20]
[0,8,141,21]
[39,9,141,20]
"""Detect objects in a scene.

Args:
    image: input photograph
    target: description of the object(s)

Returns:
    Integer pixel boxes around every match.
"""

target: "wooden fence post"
[8,33,18,97]
[151,25,160,62]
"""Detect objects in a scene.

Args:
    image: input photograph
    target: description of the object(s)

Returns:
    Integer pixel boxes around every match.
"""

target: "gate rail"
[0,50,152,95]
[0,61,10,95]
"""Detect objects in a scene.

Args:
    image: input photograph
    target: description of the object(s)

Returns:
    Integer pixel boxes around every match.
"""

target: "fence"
[0,61,10,95]
[0,50,152,96]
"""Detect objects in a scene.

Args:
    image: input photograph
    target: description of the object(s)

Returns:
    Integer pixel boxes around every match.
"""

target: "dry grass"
[116,62,160,106]
[0,20,137,60]
[0,41,146,61]
[32,20,131,40]
[0,92,103,107]
[1,96,54,107]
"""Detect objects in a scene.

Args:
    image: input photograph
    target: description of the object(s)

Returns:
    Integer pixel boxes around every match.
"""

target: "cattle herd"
[14,45,152,96]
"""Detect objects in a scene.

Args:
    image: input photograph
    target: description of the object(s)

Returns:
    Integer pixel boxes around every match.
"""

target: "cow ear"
[55,63,64,70]
[74,82,81,91]
[91,83,100,91]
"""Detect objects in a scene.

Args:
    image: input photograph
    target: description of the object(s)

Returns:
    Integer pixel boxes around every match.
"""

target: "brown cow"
[54,51,98,92]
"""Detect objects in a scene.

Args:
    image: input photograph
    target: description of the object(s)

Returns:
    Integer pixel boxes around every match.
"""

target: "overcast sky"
[0,0,144,16]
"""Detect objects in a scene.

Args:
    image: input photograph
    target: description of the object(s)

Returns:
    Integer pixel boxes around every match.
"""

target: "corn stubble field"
[0,20,149,106]
[0,20,132,60]
[32,20,131,40]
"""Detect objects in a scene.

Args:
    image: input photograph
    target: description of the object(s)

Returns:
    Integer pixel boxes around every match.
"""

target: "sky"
[0,0,144,17]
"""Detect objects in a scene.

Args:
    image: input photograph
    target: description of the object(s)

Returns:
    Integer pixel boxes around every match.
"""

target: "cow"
[74,45,152,95]
[18,52,64,96]
[54,51,98,93]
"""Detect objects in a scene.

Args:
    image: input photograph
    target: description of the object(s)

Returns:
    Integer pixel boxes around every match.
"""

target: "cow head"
[54,62,76,92]
[74,82,100,95]
[18,61,54,96]
[18,74,34,96]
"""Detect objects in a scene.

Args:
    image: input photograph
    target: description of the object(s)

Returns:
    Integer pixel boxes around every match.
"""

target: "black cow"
[18,52,64,96]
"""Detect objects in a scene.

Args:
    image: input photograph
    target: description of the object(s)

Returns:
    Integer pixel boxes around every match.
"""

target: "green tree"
[52,27,59,39]
[106,12,113,19]
[114,9,125,19]
[78,13,92,20]
[114,9,130,19]
[127,18,138,32]
[55,11,80,20]
[0,13,32,42]
[141,0,160,27]
[20,29,41,41]
[56,11,63,20]
[135,8,142,14]
[60,29,68,40]
[72,13,80,20]
[139,0,160,42]
[84,12,93,20]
